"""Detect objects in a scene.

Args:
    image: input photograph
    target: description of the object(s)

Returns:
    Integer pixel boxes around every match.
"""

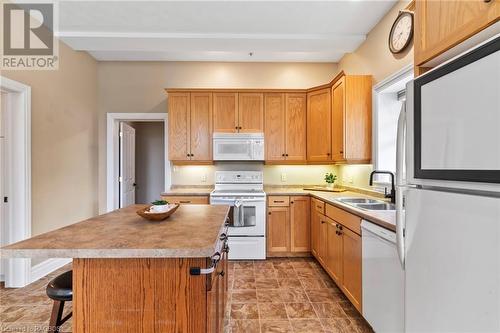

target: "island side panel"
[73,258,208,333]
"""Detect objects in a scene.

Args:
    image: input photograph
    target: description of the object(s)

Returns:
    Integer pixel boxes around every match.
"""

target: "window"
[373,66,413,184]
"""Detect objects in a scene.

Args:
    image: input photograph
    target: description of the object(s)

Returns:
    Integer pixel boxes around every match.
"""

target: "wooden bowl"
[136,204,179,221]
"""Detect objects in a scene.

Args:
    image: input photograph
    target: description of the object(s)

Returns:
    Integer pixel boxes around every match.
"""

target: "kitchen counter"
[1,204,230,259]
[265,186,396,232]
[161,186,213,196]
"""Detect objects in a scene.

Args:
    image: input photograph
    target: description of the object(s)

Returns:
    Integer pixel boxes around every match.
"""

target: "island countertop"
[1,204,230,259]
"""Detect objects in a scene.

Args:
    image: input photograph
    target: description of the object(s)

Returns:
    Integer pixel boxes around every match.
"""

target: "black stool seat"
[46,270,72,302]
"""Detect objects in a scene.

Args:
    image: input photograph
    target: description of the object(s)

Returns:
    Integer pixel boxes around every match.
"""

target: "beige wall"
[2,42,98,240]
[335,0,413,191]
[97,62,338,211]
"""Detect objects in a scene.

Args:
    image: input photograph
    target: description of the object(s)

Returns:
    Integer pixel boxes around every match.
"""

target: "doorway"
[0,76,32,288]
[107,113,169,211]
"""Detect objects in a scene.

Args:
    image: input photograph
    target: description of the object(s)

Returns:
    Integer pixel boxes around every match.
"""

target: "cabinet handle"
[316,205,322,209]
[274,200,285,203]
[484,0,492,2]
[219,233,227,241]
[219,270,225,277]
[340,150,343,154]
[321,220,325,224]
[179,201,191,203]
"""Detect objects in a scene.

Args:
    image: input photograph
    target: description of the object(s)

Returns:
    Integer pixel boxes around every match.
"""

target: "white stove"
[210,171,266,260]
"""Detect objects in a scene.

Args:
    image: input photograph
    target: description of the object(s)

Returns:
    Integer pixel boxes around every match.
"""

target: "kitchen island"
[1,204,231,333]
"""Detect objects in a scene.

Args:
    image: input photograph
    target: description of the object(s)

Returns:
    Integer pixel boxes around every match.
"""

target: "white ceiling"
[54,1,397,62]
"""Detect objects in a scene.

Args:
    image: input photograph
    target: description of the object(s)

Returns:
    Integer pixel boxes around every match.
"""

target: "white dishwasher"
[361,220,404,333]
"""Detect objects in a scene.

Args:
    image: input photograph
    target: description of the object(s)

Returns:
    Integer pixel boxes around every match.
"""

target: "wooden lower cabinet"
[267,196,310,256]
[341,227,362,312]
[267,206,290,253]
[310,198,363,313]
[325,217,343,286]
[161,195,209,204]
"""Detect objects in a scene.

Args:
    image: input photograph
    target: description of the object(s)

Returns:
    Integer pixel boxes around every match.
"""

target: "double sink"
[336,197,396,211]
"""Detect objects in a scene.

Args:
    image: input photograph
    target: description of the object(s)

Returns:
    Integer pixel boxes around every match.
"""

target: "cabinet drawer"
[161,196,209,204]
[325,204,361,235]
[311,198,325,214]
[268,196,290,207]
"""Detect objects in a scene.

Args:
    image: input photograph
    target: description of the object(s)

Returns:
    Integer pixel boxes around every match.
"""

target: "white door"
[0,92,6,280]
[119,122,136,208]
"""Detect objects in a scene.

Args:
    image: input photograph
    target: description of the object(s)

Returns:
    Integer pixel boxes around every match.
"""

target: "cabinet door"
[318,214,328,265]
[218,252,228,332]
[207,275,219,333]
[168,92,190,161]
[331,78,345,162]
[190,92,212,161]
[239,93,264,132]
[290,196,310,252]
[341,227,362,312]
[264,93,285,161]
[325,219,343,285]
[285,93,307,162]
[415,0,500,65]
[307,88,331,161]
[267,206,290,253]
[213,93,238,133]
[310,203,320,258]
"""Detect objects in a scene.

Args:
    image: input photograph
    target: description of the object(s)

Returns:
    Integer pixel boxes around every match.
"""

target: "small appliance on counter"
[210,171,266,260]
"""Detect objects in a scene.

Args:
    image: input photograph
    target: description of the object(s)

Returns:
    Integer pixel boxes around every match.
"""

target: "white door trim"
[106,113,169,212]
[0,76,32,288]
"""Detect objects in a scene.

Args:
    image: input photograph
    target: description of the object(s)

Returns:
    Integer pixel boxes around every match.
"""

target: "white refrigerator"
[398,34,500,332]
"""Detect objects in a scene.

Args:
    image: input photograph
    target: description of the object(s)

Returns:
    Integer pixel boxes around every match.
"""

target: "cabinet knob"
[268,212,271,215]
[235,126,238,130]
[285,154,289,157]
[340,150,343,154]
[326,153,331,156]
[291,201,294,204]
[186,154,190,157]
[282,154,285,157]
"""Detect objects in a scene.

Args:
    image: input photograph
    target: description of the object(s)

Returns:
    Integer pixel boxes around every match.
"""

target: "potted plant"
[150,199,169,213]
[324,173,337,189]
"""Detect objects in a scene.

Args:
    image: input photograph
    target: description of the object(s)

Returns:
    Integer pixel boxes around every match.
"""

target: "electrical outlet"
[348,176,354,184]
[281,173,287,182]
[201,173,207,183]
[173,166,178,173]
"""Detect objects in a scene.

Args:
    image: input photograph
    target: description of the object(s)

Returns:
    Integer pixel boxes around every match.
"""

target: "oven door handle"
[211,198,265,203]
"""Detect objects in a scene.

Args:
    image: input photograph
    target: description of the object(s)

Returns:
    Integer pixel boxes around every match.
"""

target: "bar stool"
[46,270,73,332]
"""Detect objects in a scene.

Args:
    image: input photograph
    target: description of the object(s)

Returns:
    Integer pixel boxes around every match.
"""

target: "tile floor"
[0,258,373,333]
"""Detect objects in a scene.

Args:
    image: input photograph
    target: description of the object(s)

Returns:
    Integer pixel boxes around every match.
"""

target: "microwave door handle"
[395,103,406,269]
[239,204,244,227]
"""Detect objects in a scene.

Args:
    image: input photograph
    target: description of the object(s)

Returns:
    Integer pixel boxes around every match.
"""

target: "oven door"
[210,197,266,236]
[213,139,253,161]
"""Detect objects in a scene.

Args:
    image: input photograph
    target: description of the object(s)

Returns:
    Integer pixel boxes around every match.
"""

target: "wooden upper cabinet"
[331,75,372,163]
[331,78,345,162]
[190,92,212,161]
[264,93,286,161]
[342,227,362,312]
[285,93,307,162]
[213,93,238,133]
[238,93,264,132]
[290,196,310,252]
[415,0,500,66]
[168,92,190,161]
[307,88,332,162]
[264,93,306,163]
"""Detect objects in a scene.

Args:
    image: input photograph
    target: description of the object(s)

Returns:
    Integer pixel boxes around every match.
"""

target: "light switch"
[201,173,207,182]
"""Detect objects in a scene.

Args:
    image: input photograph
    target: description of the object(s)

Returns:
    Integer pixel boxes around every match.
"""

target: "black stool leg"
[49,300,65,332]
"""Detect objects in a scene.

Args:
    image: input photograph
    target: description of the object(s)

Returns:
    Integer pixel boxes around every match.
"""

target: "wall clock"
[389,11,413,54]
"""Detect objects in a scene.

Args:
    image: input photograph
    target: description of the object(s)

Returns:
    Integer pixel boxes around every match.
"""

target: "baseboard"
[31,258,72,283]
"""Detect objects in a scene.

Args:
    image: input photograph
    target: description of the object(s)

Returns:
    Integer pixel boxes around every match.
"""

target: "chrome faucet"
[369,170,396,204]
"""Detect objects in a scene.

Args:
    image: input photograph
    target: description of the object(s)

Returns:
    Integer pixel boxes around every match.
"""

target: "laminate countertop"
[1,204,230,259]
[161,187,214,196]
[163,186,396,232]
[265,187,396,232]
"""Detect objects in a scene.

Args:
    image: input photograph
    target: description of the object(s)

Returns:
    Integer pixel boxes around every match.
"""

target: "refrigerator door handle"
[396,103,406,268]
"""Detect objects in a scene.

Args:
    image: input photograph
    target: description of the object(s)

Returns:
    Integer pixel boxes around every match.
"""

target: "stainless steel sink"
[355,203,396,211]
[337,197,381,204]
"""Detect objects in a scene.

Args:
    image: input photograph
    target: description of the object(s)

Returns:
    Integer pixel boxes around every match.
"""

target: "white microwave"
[213,133,264,161]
